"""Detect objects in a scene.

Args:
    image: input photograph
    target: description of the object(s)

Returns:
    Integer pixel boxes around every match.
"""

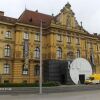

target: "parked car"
[85,74,100,84]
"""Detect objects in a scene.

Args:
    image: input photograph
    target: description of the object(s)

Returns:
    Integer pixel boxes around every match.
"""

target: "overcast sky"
[0,0,100,34]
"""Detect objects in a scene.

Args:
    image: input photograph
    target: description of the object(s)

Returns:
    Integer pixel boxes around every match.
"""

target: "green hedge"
[43,81,60,87]
[0,81,60,87]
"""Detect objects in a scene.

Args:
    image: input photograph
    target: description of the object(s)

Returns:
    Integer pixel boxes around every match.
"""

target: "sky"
[0,0,100,34]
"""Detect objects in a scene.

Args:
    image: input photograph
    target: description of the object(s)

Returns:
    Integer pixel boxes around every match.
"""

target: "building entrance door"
[61,74,66,84]
[79,74,85,84]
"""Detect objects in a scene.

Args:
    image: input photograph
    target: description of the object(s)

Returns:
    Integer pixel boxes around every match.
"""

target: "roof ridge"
[18,10,26,20]
[0,15,17,20]
[25,9,52,17]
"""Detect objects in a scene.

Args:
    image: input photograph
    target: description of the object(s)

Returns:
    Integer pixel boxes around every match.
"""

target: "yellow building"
[0,3,100,84]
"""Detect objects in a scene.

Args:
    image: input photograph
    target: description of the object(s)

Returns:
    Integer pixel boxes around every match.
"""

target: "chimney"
[35,10,38,13]
[0,11,4,16]
[52,13,54,17]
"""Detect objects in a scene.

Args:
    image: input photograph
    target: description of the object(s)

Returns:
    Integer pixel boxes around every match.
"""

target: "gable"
[56,3,81,29]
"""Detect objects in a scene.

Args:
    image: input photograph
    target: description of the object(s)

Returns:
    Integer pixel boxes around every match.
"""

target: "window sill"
[22,74,28,76]
[23,39,29,40]
[5,37,12,39]
[67,42,71,44]
[57,58,62,60]
[2,74,11,75]
[33,57,40,60]
[4,56,11,58]
[34,40,40,42]
[76,43,80,45]
[57,40,62,42]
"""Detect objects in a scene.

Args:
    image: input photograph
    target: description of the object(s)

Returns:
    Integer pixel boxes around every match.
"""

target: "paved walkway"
[1,84,100,94]
[0,90,100,100]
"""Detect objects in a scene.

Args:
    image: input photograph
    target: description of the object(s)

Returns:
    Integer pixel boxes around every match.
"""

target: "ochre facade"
[0,3,100,83]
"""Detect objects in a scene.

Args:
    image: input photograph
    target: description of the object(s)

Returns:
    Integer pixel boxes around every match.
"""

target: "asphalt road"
[0,90,100,100]
[0,84,100,94]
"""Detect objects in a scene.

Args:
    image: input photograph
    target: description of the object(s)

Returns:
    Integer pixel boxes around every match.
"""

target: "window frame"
[88,42,92,49]
[67,36,71,43]
[34,65,40,76]
[35,33,40,42]
[76,38,80,45]
[4,64,10,74]
[56,47,62,59]
[22,66,28,75]
[66,16,71,27]
[4,45,11,57]
[24,32,29,40]
[5,31,11,38]
[76,49,80,58]
[34,47,40,59]
[57,34,62,42]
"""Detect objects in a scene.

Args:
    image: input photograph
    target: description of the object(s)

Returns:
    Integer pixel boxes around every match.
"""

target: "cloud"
[0,0,100,33]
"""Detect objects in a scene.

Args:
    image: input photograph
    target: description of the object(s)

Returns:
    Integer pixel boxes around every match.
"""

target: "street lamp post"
[39,20,43,94]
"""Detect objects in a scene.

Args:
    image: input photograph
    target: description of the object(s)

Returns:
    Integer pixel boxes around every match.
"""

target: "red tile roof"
[0,15,17,24]
[18,10,53,27]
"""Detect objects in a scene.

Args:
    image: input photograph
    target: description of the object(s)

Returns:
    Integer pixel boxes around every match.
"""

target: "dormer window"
[29,18,32,22]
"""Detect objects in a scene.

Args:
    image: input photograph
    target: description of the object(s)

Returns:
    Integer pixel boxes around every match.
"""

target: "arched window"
[66,16,71,27]
[56,47,62,59]
[76,49,80,58]
[4,45,11,57]
[34,47,40,59]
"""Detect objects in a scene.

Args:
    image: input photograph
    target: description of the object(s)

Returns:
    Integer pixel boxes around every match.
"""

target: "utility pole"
[39,20,43,94]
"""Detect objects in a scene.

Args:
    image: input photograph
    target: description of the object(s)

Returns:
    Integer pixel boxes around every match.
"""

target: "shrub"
[0,83,39,87]
[0,81,60,87]
[43,81,60,87]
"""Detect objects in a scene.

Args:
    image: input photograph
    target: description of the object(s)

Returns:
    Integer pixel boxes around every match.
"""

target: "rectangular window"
[4,64,10,74]
[57,34,62,42]
[24,32,29,40]
[23,80,27,84]
[4,45,11,57]
[22,68,28,75]
[76,50,80,58]
[76,38,80,45]
[35,33,40,41]
[88,42,92,49]
[4,80,9,84]
[67,36,71,43]
[5,31,11,38]
[34,66,40,76]
[97,45,99,51]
